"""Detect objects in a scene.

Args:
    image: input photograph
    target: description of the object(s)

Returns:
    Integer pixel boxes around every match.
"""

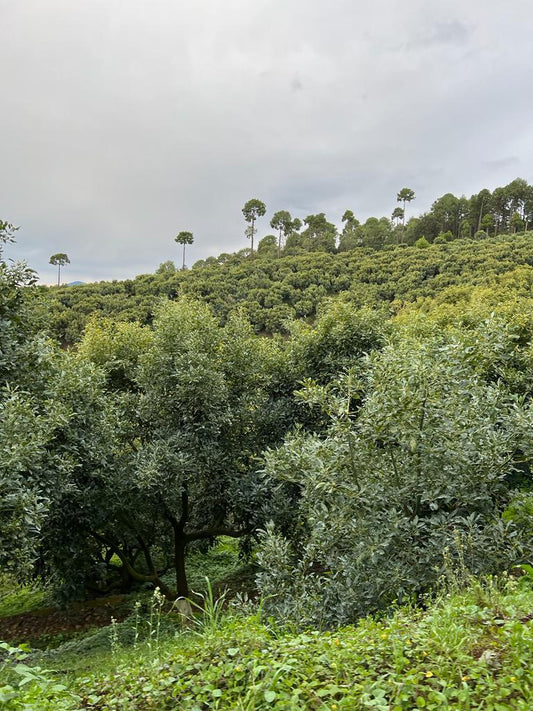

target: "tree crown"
[49,253,70,266]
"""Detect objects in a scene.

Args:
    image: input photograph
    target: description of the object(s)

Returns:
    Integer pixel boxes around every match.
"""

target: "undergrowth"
[2,575,533,709]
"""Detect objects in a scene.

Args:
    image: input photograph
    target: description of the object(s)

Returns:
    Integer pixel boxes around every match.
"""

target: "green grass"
[0,575,51,618]
[3,575,533,710]
[173,536,256,597]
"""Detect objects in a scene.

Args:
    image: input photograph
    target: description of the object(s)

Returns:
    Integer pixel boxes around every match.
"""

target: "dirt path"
[0,596,128,646]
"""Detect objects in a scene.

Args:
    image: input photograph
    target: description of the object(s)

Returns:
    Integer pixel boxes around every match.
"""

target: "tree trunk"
[173,527,193,620]
[477,197,484,232]
[174,533,189,599]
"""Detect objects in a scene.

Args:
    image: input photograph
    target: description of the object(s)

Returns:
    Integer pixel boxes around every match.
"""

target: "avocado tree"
[175,231,194,270]
[49,253,70,286]
[43,298,289,602]
[258,334,532,626]
[0,222,67,576]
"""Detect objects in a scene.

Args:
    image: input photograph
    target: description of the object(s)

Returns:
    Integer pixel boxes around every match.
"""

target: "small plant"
[190,578,229,635]
[147,587,165,654]
[109,617,119,658]
[513,564,533,589]
[0,641,77,709]
[132,600,142,649]
[228,590,258,617]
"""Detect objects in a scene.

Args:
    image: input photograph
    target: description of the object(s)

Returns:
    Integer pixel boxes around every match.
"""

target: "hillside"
[3,222,533,709]
[42,233,533,344]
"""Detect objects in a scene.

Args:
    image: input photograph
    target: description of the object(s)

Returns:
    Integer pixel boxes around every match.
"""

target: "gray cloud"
[405,20,472,50]
[2,0,533,283]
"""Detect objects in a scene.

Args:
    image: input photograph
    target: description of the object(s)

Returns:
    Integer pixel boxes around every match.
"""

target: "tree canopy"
[49,252,70,286]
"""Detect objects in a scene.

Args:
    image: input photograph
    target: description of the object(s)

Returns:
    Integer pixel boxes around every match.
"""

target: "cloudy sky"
[2,0,533,283]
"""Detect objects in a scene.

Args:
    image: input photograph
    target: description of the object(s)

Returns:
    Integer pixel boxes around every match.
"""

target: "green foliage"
[48,254,69,267]
[397,187,416,226]
[0,225,71,576]
[9,578,533,709]
[174,231,193,246]
[0,577,50,618]
[354,216,393,249]
[40,232,533,345]
[258,331,533,626]
[300,213,337,253]
[37,298,290,601]
[270,210,299,256]
[6,197,533,711]
[0,641,77,710]
[287,300,389,383]
[76,316,153,390]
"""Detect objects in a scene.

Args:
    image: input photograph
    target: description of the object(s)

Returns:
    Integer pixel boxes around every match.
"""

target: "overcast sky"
[2,0,533,284]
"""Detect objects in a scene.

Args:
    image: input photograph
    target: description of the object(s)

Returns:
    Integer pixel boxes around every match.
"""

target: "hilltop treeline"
[39,177,533,343]
[235,177,533,257]
[43,232,533,343]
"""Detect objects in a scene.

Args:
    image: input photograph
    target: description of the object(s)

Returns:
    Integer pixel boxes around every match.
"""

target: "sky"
[2,0,533,284]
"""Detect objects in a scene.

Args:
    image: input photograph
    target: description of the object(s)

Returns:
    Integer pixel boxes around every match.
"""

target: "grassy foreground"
[1,576,533,710]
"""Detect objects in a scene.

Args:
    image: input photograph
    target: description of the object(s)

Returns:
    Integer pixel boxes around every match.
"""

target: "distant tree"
[396,188,416,227]
[175,231,194,270]
[492,187,512,235]
[242,199,266,257]
[510,211,524,234]
[341,210,360,231]
[431,193,466,239]
[460,220,472,239]
[469,188,493,232]
[301,213,337,253]
[480,214,494,235]
[338,210,361,251]
[270,210,295,257]
[257,234,278,259]
[355,217,392,249]
[283,231,306,255]
[49,253,70,286]
[391,206,404,226]
[156,260,177,275]
[506,178,530,230]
